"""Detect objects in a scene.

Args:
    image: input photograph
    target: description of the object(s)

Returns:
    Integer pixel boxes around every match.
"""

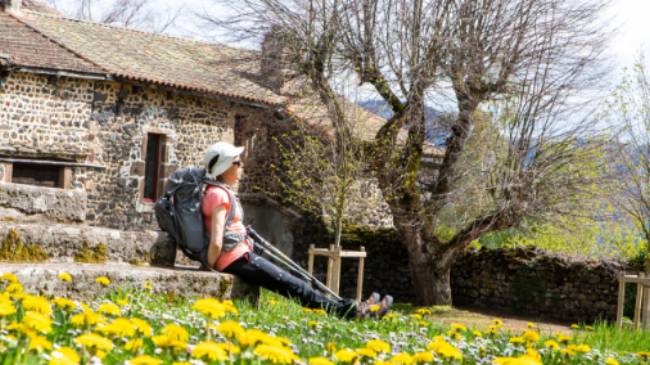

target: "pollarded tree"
[205,0,610,305]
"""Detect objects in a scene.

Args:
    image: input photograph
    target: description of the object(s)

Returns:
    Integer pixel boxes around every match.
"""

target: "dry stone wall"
[451,247,630,323]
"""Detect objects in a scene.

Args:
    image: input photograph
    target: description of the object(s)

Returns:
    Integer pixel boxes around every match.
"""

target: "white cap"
[202,142,245,179]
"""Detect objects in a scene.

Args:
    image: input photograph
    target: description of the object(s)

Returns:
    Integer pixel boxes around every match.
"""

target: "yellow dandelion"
[472,330,482,337]
[509,336,525,345]
[426,339,462,360]
[192,298,229,319]
[334,348,358,363]
[217,320,244,338]
[97,318,136,338]
[217,342,241,355]
[367,339,391,353]
[356,347,377,358]
[570,323,580,330]
[522,330,540,343]
[74,333,114,352]
[309,357,335,365]
[1,272,18,283]
[143,281,153,291]
[28,334,52,352]
[491,318,504,327]
[22,295,52,317]
[97,302,121,317]
[192,341,229,361]
[117,299,129,307]
[527,322,536,328]
[95,276,110,286]
[391,353,414,365]
[415,308,432,316]
[369,304,380,313]
[125,338,143,351]
[447,330,462,340]
[557,334,572,344]
[253,344,298,364]
[161,323,189,342]
[5,282,23,294]
[493,354,542,365]
[48,347,80,365]
[413,351,434,363]
[22,311,52,334]
[58,272,72,282]
[544,340,560,350]
[326,342,337,353]
[450,323,467,332]
[70,307,105,327]
[568,344,590,353]
[606,358,619,365]
[127,355,162,365]
[130,317,153,337]
[0,300,16,317]
[53,298,77,311]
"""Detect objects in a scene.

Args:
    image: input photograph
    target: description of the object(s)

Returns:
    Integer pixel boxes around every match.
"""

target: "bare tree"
[46,0,182,33]
[204,0,610,305]
[607,57,650,252]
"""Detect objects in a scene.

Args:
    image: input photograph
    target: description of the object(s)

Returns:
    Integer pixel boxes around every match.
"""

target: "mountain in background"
[357,99,450,146]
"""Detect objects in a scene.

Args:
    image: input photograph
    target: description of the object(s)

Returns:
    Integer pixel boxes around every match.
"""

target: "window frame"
[0,159,72,189]
[141,131,167,203]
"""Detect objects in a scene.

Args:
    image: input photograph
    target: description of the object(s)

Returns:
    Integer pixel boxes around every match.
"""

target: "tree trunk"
[407,253,452,306]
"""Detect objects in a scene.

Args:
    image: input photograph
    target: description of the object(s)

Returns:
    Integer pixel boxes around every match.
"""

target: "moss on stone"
[0,229,49,262]
[74,241,108,263]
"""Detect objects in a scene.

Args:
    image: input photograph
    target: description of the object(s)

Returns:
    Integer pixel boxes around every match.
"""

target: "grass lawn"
[1,273,650,365]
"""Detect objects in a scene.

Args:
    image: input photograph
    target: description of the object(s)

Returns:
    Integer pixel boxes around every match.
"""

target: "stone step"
[0,262,259,304]
[0,222,181,266]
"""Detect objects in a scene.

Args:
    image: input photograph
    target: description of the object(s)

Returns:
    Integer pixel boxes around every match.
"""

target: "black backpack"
[154,167,237,267]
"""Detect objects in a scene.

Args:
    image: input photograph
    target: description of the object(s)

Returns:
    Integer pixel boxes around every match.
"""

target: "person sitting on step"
[201,141,393,319]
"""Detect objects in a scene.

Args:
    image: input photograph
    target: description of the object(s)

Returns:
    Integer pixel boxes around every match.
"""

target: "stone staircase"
[0,221,259,304]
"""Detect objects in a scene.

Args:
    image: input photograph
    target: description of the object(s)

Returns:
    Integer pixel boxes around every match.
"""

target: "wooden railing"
[616,273,650,329]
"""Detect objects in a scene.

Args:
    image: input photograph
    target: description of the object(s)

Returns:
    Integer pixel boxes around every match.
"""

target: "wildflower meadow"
[1,272,649,365]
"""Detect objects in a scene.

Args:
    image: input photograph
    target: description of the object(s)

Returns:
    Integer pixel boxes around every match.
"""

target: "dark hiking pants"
[223,252,357,319]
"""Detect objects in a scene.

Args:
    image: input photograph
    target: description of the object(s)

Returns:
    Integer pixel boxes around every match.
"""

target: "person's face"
[222,156,244,185]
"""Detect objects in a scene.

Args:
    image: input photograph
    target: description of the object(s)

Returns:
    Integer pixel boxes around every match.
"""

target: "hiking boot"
[374,295,393,319]
[355,292,382,319]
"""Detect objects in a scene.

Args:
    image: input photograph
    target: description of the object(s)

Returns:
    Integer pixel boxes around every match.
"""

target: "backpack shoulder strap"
[205,182,237,230]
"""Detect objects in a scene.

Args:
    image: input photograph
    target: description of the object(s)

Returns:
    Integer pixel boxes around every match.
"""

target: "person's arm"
[207,205,228,268]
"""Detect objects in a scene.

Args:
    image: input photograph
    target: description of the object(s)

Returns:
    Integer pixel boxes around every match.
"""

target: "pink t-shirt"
[202,185,252,271]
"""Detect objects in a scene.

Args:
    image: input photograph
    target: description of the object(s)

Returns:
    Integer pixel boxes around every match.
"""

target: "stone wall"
[0,181,86,221]
[451,247,630,323]
[0,72,275,230]
[312,226,631,323]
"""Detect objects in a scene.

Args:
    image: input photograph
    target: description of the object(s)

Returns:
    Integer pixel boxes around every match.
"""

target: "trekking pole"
[247,227,342,300]
[247,227,320,280]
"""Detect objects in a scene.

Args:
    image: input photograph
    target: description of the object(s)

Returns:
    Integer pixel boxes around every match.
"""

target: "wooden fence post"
[616,273,625,328]
[355,246,365,302]
[307,244,315,276]
[634,273,645,330]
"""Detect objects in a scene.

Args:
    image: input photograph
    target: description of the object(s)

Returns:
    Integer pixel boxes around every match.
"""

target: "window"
[143,133,166,202]
[234,115,245,146]
[11,162,66,188]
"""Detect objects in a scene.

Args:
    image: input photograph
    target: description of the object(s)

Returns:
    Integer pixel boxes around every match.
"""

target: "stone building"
[0,0,399,244]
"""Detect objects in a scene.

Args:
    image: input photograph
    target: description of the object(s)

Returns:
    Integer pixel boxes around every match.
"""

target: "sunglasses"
[232,160,242,167]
